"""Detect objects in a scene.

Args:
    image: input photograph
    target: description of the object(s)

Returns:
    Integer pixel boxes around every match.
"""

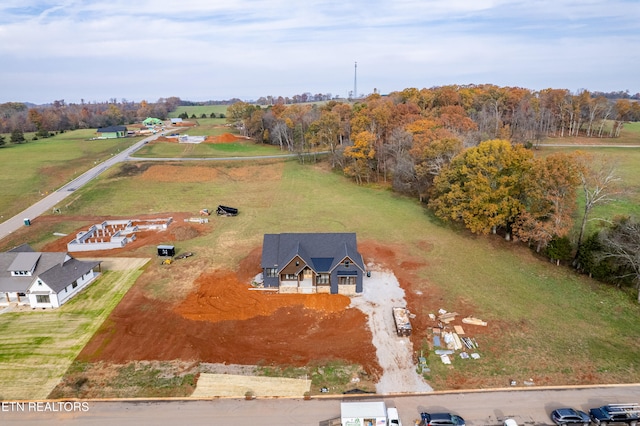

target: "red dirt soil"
[34,212,487,383]
[33,214,491,383]
[152,133,247,144]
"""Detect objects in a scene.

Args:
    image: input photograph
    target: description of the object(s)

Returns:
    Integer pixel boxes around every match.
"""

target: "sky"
[0,0,639,104]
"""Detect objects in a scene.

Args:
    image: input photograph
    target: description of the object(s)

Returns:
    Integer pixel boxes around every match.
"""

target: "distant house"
[0,244,101,309]
[261,233,365,295]
[170,118,183,124]
[143,117,163,127]
[96,125,127,139]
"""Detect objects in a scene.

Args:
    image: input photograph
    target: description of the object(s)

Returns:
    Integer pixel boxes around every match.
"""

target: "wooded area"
[2,84,639,298]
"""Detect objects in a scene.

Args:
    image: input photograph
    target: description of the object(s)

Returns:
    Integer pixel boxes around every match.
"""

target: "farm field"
[0,130,141,222]
[133,136,288,158]
[2,153,638,398]
[0,258,148,399]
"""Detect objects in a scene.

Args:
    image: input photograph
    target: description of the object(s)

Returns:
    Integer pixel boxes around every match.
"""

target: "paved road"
[0,135,325,241]
[1,385,638,425]
[0,131,173,241]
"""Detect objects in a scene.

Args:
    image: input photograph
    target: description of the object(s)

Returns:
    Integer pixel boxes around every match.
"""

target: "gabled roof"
[9,244,36,253]
[7,252,41,272]
[37,258,101,293]
[97,125,127,133]
[0,246,100,294]
[261,233,365,273]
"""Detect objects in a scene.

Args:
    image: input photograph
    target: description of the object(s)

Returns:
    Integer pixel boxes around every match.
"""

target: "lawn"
[0,130,141,221]
[536,146,640,233]
[29,157,640,391]
[168,105,228,119]
[0,258,148,399]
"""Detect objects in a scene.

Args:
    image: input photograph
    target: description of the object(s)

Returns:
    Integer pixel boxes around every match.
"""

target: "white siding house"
[0,244,101,309]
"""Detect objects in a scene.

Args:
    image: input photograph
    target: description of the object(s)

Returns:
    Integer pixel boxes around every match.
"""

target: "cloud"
[0,0,638,103]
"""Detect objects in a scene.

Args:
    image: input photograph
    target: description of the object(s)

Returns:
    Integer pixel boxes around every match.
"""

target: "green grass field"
[24,157,640,390]
[168,105,228,118]
[0,258,148,399]
[0,130,141,221]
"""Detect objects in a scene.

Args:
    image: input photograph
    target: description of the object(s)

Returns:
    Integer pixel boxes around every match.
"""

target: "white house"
[0,244,101,309]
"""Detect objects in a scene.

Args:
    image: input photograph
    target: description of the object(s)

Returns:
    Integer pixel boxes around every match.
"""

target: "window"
[316,274,329,285]
[36,295,50,304]
[284,274,296,280]
[266,268,278,278]
[345,260,350,268]
[339,276,356,285]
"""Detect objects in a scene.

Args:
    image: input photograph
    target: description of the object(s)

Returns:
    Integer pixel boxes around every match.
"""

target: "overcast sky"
[1,0,639,104]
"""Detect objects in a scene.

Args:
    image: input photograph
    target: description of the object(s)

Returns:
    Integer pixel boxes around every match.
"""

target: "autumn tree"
[429,139,532,239]
[407,119,462,201]
[513,152,580,252]
[343,131,376,184]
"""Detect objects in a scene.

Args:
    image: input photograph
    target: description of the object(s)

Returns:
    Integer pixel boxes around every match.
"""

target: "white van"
[503,419,518,426]
[388,407,402,426]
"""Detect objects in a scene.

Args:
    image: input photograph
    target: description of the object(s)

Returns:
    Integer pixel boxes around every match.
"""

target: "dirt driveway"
[353,266,433,393]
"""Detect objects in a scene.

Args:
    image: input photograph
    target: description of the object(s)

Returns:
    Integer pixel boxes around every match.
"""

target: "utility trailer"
[216,205,238,216]
[392,307,412,337]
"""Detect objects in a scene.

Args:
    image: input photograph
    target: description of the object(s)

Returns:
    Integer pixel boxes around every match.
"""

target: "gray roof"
[97,125,127,133]
[38,258,101,293]
[0,245,100,293]
[261,233,365,273]
[7,252,41,272]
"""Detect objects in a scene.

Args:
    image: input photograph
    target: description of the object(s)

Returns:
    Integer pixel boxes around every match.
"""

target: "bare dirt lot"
[34,210,502,397]
[75,244,379,377]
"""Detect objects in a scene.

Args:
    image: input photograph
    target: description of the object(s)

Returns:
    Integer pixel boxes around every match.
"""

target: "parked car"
[589,404,640,425]
[387,407,402,426]
[550,408,591,425]
[503,419,519,426]
[419,412,466,426]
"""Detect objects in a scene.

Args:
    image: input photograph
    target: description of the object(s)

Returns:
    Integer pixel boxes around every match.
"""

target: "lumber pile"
[428,308,487,365]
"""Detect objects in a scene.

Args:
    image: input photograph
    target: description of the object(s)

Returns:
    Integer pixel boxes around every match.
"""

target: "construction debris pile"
[430,308,487,365]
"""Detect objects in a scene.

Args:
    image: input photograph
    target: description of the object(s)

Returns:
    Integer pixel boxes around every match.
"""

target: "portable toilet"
[24,218,31,226]
[157,245,175,257]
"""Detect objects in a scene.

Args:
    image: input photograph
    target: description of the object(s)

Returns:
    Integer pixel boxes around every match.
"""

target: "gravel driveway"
[350,265,433,394]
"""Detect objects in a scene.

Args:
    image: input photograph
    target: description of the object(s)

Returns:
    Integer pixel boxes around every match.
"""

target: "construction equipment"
[161,258,173,265]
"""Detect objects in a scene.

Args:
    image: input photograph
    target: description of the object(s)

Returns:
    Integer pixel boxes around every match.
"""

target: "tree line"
[226,85,640,301]
[0,97,182,135]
